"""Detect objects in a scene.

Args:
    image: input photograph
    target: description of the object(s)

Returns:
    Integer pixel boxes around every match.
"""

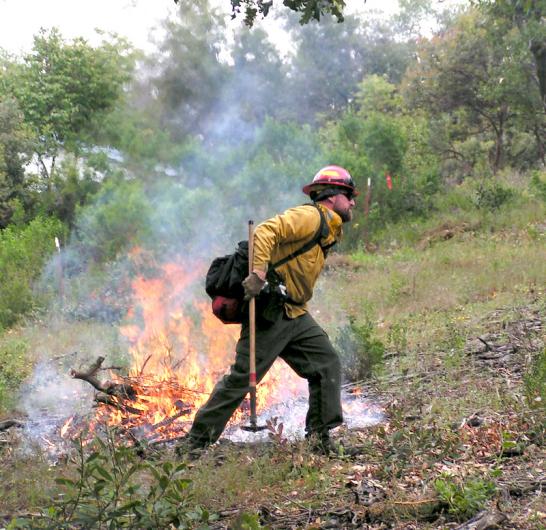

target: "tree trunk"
[535,124,546,165]
[530,39,546,111]
[492,109,505,174]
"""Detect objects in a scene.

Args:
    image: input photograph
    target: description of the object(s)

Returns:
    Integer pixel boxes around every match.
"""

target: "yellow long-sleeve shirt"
[252,203,343,318]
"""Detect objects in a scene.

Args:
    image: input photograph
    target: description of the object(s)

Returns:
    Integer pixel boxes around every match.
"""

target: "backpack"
[206,205,331,324]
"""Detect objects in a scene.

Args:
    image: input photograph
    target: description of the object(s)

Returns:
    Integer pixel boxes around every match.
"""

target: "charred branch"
[70,357,137,400]
[0,419,25,431]
[94,394,142,416]
[149,407,191,434]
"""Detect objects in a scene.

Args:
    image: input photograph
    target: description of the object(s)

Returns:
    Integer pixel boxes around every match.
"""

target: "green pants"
[189,312,343,446]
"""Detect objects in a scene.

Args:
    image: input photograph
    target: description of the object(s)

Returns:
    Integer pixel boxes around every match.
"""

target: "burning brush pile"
[57,255,310,448]
[10,251,381,452]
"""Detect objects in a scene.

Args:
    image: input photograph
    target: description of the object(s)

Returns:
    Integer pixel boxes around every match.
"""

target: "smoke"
[18,360,92,448]
[226,390,384,443]
[21,12,379,452]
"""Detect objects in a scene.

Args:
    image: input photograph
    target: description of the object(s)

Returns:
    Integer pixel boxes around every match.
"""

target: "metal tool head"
[241,421,268,433]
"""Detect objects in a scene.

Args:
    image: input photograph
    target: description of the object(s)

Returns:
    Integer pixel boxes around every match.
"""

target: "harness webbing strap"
[270,205,328,270]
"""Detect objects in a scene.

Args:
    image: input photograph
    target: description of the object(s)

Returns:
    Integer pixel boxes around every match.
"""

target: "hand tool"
[241,220,267,433]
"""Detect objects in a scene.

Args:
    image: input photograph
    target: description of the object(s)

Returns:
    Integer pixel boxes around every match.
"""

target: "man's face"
[332,192,356,223]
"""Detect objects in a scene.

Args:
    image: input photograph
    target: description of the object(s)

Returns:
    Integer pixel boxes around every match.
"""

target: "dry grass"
[320,226,545,355]
[0,196,544,528]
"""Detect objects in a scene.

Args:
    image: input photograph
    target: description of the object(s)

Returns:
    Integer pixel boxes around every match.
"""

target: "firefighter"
[178,165,358,456]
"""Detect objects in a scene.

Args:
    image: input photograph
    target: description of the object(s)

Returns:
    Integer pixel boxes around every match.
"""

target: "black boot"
[307,433,361,457]
[174,436,207,460]
[307,433,336,455]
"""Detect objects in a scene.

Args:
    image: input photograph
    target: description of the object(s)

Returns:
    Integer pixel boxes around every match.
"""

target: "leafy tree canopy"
[175,0,350,27]
[2,28,135,182]
[146,0,229,141]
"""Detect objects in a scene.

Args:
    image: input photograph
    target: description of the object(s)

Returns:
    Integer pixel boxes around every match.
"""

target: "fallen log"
[0,419,25,431]
[506,474,546,496]
[455,509,507,530]
[149,406,191,432]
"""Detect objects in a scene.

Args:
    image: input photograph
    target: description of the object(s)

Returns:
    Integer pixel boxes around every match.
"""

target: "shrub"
[0,338,30,413]
[11,432,215,529]
[73,178,152,263]
[524,348,546,409]
[0,216,66,328]
[335,316,385,382]
[474,181,514,211]
[434,474,496,521]
[530,170,546,202]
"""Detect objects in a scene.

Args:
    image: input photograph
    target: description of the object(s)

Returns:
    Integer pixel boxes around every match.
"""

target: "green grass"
[524,348,546,409]
[0,337,32,413]
[0,177,544,528]
[325,221,545,356]
[0,451,56,512]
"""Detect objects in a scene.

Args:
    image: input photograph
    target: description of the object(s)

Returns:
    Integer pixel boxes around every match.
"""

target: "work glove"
[242,271,266,300]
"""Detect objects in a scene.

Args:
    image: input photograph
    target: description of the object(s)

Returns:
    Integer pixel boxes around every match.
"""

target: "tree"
[478,0,546,109]
[5,29,134,186]
[0,97,33,227]
[404,8,541,174]
[175,0,348,27]
[477,0,546,163]
[145,0,229,141]
[321,75,439,245]
[284,14,370,123]
[283,12,415,124]
[225,27,288,126]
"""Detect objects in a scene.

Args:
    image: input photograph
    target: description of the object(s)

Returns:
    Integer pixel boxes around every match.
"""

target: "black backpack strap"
[270,204,328,270]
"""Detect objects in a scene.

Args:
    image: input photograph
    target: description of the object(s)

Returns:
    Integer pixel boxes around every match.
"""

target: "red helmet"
[302,165,359,197]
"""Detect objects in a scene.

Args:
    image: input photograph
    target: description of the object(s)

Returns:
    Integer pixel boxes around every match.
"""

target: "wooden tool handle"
[248,220,256,389]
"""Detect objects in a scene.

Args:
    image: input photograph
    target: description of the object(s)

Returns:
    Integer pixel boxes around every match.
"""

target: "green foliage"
[478,0,546,108]
[286,16,377,122]
[10,432,214,529]
[73,179,152,263]
[283,12,415,124]
[531,170,546,202]
[474,181,514,211]
[0,339,30,413]
[227,0,346,26]
[335,316,385,382]
[387,320,409,355]
[224,27,288,126]
[323,76,438,245]
[146,0,228,141]
[403,6,544,176]
[0,97,33,228]
[0,216,66,328]
[434,474,496,521]
[524,348,546,409]
[98,107,184,178]
[172,118,324,244]
[5,28,134,180]
[231,512,263,530]
[37,156,102,227]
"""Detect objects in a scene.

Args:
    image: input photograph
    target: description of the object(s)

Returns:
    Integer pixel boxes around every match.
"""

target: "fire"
[60,416,74,438]
[76,251,305,444]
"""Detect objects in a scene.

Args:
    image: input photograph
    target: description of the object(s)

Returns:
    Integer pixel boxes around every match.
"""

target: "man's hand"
[242,271,266,300]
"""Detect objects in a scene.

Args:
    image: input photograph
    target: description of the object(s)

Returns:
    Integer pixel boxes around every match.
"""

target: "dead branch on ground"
[0,419,25,431]
[70,356,136,400]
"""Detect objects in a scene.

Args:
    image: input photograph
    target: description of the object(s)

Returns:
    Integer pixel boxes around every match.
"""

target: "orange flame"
[60,416,74,438]
[80,252,305,443]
